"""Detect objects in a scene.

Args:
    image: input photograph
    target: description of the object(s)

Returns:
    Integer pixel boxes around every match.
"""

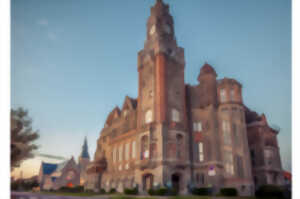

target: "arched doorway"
[171,173,181,192]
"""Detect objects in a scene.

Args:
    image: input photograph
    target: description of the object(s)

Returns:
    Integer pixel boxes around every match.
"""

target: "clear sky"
[11,0,291,178]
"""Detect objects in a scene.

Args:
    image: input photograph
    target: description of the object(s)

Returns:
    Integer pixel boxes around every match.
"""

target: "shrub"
[99,188,106,194]
[58,185,84,193]
[191,187,212,196]
[166,188,178,196]
[148,188,155,195]
[124,187,138,195]
[220,187,238,196]
[255,185,284,198]
[148,188,173,196]
[109,188,117,194]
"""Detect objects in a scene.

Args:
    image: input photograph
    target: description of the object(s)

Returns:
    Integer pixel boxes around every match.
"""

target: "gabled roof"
[122,96,138,111]
[105,106,121,125]
[41,162,58,175]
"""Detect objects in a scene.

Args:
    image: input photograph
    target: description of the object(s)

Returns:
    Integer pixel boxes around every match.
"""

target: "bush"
[109,188,117,194]
[99,188,106,194]
[58,185,84,193]
[124,187,138,195]
[166,188,178,196]
[255,185,284,198]
[191,187,212,196]
[148,188,173,196]
[220,187,238,196]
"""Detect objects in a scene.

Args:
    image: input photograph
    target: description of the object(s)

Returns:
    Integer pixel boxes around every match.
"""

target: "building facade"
[38,138,90,190]
[87,0,284,196]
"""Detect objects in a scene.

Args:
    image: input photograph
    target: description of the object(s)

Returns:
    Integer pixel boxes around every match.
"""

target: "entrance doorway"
[171,173,180,192]
[142,174,153,191]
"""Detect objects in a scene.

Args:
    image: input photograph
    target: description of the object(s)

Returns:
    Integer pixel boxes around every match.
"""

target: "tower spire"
[80,136,90,159]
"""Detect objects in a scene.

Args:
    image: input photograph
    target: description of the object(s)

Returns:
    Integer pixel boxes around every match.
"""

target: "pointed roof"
[80,136,90,159]
[122,96,138,111]
[105,106,121,125]
[41,162,58,175]
[198,62,217,81]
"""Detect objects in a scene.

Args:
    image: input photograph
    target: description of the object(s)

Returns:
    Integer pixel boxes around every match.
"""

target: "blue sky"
[11,0,291,177]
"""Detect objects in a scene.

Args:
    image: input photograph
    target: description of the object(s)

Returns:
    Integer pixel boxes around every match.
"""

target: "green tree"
[11,107,39,170]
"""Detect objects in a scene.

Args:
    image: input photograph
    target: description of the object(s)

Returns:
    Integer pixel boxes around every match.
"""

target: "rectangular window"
[172,109,180,122]
[125,143,130,161]
[224,151,234,175]
[220,89,227,102]
[193,122,202,132]
[119,145,123,162]
[230,89,235,101]
[236,155,244,178]
[113,147,117,163]
[199,142,204,162]
[222,121,231,145]
[264,149,273,166]
[132,141,136,158]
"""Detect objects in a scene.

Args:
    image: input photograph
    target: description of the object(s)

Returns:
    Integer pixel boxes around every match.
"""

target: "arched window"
[145,110,153,124]
[176,134,183,159]
[171,108,180,122]
[141,135,149,160]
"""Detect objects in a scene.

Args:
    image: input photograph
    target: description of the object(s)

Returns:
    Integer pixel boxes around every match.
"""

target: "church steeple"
[80,137,90,159]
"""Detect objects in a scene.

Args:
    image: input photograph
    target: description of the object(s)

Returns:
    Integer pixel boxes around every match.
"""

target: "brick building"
[86,0,284,196]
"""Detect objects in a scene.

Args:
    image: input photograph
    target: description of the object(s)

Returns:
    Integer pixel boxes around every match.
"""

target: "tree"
[11,107,39,170]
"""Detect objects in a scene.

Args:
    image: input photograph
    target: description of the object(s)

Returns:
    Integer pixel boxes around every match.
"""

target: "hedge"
[124,187,138,195]
[220,187,238,196]
[191,187,212,196]
[255,185,284,198]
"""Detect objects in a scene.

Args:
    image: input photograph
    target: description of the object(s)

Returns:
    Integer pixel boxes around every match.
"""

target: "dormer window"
[220,89,227,102]
[171,108,180,122]
[145,110,153,124]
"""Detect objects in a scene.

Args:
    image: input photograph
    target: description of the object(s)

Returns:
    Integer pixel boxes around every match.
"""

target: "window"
[232,123,239,146]
[176,134,183,159]
[198,142,204,162]
[113,147,117,163]
[145,110,153,124]
[230,89,235,101]
[264,149,273,166]
[171,109,180,122]
[119,145,123,162]
[224,151,234,175]
[123,110,129,117]
[220,89,227,102]
[222,121,231,145]
[125,143,130,161]
[141,135,149,160]
[132,141,136,158]
[236,155,244,178]
[193,122,202,132]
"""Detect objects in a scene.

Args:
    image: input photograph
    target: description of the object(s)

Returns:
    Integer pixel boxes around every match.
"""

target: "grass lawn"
[39,192,279,199]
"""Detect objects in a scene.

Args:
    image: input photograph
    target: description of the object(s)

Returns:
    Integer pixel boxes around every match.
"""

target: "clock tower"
[136,0,190,193]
